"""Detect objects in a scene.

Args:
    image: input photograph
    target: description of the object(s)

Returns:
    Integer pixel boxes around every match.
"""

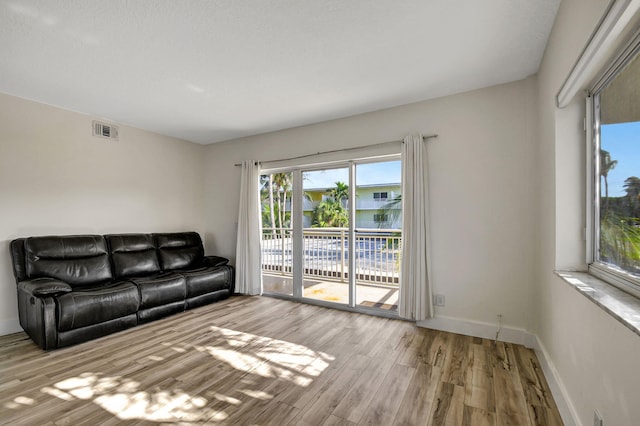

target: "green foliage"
[261,203,290,230]
[599,149,640,274]
[326,181,349,204]
[600,212,640,271]
[624,176,640,216]
[312,199,348,227]
[260,172,292,231]
[311,181,350,228]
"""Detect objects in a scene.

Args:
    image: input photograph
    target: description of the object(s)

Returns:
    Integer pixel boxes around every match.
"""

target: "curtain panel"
[235,160,263,295]
[398,134,433,320]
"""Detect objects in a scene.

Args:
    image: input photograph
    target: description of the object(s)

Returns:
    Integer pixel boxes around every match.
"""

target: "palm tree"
[624,176,640,217]
[600,149,618,215]
[312,181,350,227]
[271,172,292,233]
[268,174,276,230]
[326,181,349,207]
[377,194,402,228]
[312,199,348,227]
[259,175,277,231]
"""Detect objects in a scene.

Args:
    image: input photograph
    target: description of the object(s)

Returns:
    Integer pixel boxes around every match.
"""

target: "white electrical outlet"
[593,410,603,426]
[434,294,445,306]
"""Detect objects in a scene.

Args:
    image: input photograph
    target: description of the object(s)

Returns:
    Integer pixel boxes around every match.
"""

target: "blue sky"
[601,121,640,197]
[303,160,401,189]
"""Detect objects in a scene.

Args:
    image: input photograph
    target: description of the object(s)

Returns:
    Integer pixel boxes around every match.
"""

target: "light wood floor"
[0,296,563,425]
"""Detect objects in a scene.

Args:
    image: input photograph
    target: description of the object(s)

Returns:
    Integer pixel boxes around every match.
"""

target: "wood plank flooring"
[0,296,563,425]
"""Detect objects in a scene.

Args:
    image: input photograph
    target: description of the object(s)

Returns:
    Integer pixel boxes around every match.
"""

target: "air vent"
[92,120,119,141]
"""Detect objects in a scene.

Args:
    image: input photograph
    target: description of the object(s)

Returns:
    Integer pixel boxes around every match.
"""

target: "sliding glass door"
[354,161,401,311]
[260,171,293,296]
[301,167,351,306]
[260,158,401,314]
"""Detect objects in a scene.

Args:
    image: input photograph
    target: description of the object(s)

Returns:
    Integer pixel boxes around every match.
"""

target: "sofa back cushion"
[154,232,204,270]
[24,235,112,287]
[106,234,161,278]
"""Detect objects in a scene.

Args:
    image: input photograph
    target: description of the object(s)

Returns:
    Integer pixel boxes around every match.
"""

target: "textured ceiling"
[0,0,560,144]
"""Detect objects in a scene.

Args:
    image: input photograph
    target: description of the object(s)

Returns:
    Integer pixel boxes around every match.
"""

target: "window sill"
[555,270,640,337]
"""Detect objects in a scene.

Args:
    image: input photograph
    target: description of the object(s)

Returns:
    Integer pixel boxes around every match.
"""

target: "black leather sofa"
[10,232,234,350]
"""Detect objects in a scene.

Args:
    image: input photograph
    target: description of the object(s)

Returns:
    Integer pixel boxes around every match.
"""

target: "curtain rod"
[234,134,438,167]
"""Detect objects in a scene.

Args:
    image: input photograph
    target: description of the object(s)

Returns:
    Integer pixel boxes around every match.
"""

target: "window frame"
[587,30,640,298]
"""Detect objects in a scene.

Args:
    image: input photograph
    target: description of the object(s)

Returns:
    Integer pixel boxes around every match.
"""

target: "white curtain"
[235,160,263,295]
[398,134,433,320]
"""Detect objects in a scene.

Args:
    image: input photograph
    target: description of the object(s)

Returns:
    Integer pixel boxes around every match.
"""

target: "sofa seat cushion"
[57,281,140,332]
[130,272,186,309]
[181,266,232,298]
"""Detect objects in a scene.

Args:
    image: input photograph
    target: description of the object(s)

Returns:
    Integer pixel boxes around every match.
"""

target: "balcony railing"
[283,199,399,211]
[354,199,395,210]
[261,227,401,286]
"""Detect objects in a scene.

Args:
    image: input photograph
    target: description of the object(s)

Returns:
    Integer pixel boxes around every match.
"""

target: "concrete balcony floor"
[262,272,399,311]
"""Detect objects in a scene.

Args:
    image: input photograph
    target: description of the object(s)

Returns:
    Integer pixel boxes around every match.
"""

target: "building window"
[373,213,389,223]
[373,192,388,201]
[589,35,640,295]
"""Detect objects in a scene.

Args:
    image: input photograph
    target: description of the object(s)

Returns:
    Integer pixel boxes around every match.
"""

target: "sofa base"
[138,301,185,324]
[57,314,138,349]
[186,289,231,310]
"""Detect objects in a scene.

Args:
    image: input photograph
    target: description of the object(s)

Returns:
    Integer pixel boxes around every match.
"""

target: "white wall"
[5,4,638,420]
[0,92,206,334]
[204,77,539,331]
[536,0,640,424]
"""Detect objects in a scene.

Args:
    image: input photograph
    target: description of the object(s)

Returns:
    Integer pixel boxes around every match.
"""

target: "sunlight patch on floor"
[4,324,334,423]
[4,396,36,409]
[39,372,226,422]
[239,389,273,400]
[202,326,334,387]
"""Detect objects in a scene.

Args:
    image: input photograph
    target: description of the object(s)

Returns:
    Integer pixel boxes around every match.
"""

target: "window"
[373,213,389,223]
[589,35,640,295]
[373,192,388,201]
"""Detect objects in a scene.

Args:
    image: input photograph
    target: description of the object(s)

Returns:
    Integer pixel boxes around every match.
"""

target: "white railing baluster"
[261,227,401,287]
[340,229,345,282]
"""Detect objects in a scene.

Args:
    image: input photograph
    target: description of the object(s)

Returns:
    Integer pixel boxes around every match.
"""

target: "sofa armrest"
[203,255,229,267]
[16,279,61,350]
[18,278,73,297]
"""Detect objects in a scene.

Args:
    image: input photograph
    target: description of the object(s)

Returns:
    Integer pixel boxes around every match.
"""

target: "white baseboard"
[417,315,578,426]
[530,336,580,426]
[0,311,579,424]
[0,317,21,336]
[417,315,537,347]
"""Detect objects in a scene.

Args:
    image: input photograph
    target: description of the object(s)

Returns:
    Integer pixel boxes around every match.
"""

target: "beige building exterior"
[302,183,401,229]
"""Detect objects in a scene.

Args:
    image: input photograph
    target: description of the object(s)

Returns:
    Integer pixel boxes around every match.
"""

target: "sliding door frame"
[292,169,304,299]
[260,154,401,319]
